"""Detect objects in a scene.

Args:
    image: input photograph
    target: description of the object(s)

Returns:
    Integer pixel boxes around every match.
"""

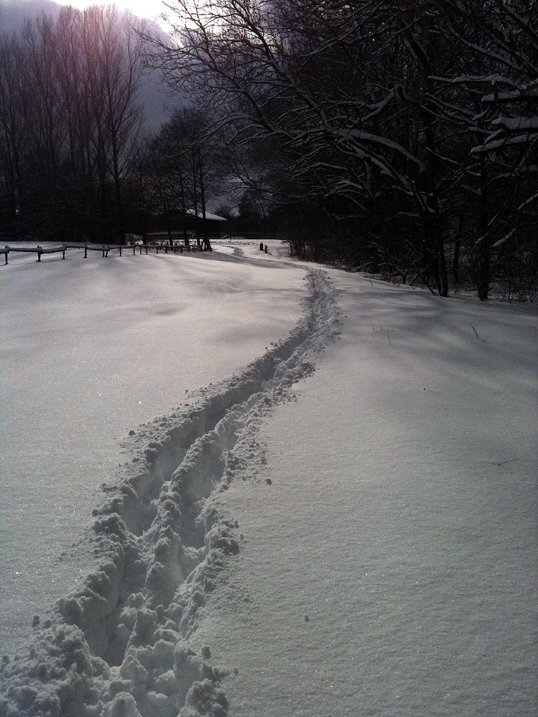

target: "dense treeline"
[1,1,537,300]
[154,0,538,300]
[138,106,223,241]
[0,5,147,242]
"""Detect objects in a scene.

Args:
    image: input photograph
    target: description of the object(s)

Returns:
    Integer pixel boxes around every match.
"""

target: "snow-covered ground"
[1,240,537,716]
[0,244,305,653]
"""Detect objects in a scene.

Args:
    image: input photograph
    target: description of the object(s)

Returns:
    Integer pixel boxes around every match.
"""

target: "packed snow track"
[0,269,340,717]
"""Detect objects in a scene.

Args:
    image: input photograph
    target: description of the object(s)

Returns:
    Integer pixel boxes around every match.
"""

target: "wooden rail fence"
[1,241,206,265]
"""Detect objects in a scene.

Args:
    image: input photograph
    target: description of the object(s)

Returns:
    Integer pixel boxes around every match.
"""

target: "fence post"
[84,245,88,258]
[62,247,66,259]
[119,247,122,257]
[4,249,8,265]
[37,246,42,262]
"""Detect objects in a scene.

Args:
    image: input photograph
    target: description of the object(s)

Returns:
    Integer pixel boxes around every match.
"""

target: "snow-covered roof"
[185,209,227,221]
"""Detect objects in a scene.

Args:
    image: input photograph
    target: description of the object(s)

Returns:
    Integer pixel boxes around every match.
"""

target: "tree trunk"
[453,212,464,286]
[477,157,490,301]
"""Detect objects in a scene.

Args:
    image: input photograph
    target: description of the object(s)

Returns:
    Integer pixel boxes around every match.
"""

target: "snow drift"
[0,270,340,717]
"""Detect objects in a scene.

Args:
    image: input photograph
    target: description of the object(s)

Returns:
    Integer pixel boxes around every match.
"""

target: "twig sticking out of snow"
[470,323,483,341]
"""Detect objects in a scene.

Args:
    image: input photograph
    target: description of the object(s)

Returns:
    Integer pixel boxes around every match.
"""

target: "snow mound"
[0,270,340,717]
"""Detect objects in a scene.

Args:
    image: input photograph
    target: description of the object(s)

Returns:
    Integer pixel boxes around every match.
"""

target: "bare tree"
[0,5,147,241]
[433,0,538,299]
[149,0,537,298]
[0,35,27,232]
[141,105,223,243]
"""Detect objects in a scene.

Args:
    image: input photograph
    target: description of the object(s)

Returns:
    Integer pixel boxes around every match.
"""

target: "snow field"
[1,242,536,716]
[201,273,538,716]
[0,246,305,653]
[0,267,341,716]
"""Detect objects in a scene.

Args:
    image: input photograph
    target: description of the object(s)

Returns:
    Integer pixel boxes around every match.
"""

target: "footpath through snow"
[202,267,538,717]
[0,246,305,653]
[0,266,341,717]
[1,241,537,716]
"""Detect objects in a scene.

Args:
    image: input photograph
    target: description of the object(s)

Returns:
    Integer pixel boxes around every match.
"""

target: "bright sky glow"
[55,0,168,24]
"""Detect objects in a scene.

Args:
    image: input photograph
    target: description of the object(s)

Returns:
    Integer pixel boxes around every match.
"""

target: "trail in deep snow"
[200,268,538,717]
[0,269,341,717]
[0,245,305,655]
